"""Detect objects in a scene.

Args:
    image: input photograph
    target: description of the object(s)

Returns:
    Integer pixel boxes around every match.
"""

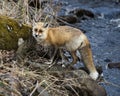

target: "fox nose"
[35,34,38,37]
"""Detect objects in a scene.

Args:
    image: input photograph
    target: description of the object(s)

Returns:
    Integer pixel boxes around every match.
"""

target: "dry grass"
[0,0,61,25]
[0,49,86,96]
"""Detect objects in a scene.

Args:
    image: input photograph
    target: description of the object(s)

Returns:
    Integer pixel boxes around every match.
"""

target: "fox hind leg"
[70,51,78,65]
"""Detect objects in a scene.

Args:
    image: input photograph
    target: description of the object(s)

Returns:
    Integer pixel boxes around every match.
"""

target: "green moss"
[0,15,32,50]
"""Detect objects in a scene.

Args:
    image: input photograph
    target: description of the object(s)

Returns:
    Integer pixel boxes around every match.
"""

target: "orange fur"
[32,22,99,80]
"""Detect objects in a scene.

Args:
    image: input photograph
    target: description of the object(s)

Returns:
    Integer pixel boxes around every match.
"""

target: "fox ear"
[43,23,49,28]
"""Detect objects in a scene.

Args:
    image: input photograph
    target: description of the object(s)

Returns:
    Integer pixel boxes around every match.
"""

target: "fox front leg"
[45,47,59,64]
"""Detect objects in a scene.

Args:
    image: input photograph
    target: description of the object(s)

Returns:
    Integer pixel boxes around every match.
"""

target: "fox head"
[32,22,48,42]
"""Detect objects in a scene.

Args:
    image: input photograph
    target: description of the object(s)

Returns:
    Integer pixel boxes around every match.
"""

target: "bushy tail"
[79,40,99,80]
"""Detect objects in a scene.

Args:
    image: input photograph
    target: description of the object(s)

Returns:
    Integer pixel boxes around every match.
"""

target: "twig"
[38,80,56,96]
[101,79,120,88]
[29,80,39,96]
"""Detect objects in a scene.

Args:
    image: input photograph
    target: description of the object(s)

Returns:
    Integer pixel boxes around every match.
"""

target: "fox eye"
[34,28,38,32]
[39,29,43,33]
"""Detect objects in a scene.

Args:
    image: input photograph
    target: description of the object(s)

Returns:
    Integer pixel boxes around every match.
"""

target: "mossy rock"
[0,15,32,50]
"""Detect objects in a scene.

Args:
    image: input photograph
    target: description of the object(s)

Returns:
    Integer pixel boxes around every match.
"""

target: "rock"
[69,9,95,19]
[48,66,107,96]
[57,15,78,25]
[0,16,31,50]
[108,62,120,69]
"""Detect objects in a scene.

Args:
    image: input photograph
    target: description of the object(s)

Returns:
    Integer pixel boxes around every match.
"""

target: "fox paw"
[89,72,99,80]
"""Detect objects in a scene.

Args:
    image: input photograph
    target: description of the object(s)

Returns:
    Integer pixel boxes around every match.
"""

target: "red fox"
[32,22,99,80]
